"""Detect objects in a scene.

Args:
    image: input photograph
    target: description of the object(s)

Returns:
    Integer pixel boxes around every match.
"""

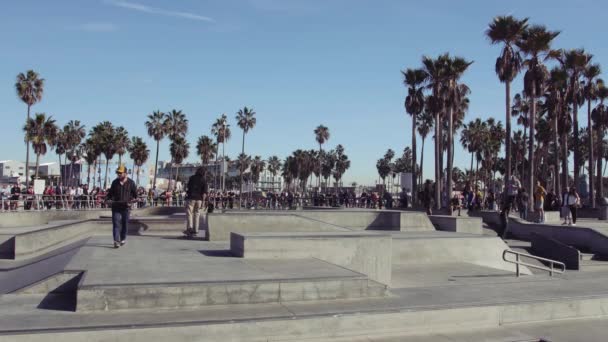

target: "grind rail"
[503,249,565,277]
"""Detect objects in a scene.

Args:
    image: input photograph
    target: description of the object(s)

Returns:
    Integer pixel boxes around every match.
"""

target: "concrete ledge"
[429,215,483,234]
[530,232,580,270]
[206,212,348,241]
[94,217,189,235]
[391,235,531,275]
[231,232,392,286]
[76,276,386,312]
[296,210,434,231]
[527,210,561,223]
[0,210,110,228]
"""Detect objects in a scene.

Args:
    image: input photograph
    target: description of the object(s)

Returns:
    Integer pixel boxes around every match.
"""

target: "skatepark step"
[76,275,388,312]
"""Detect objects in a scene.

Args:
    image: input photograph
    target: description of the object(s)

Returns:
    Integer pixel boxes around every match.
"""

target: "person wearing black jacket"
[184,167,208,236]
[106,165,137,248]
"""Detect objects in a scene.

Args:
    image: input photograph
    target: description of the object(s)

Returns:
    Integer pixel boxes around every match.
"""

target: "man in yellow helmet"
[106,165,137,248]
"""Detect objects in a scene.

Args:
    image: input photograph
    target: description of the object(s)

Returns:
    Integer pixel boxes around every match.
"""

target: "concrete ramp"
[390,231,531,275]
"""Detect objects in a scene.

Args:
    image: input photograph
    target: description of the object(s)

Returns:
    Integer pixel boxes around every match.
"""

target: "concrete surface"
[530,232,580,270]
[429,215,483,234]
[0,210,109,228]
[232,231,392,285]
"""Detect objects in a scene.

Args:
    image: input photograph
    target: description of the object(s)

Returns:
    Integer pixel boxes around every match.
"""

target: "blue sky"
[1,0,607,186]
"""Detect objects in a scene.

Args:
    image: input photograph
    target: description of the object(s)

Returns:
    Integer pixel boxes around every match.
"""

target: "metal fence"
[0,194,410,213]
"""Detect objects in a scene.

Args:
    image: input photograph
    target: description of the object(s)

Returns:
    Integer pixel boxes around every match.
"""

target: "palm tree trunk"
[175,165,180,188]
[561,132,569,193]
[240,131,245,208]
[588,100,595,208]
[104,158,110,189]
[553,116,561,199]
[168,163,173,191]
[447,105,454,215]
[318,143,322,189]
[528,85,536,208]
[86,163,91,190]
[470,152,474,180]
[434,112,441,210]
[153,140,160,190]
[573,82,580,192]
[35,152,40,179]
[25,104,31,184]
[598,127,604,199]
[222,139,226,192]
[412,113,417,206]
[136,165,140,186]
[420,138,425,187]
[505,81,512,183]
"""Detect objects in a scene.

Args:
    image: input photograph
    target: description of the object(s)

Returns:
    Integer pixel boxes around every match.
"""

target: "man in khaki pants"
[184,167,208,237]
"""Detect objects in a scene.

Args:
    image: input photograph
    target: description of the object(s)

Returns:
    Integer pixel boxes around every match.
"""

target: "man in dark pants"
[106,165,137,248]
[184,167,208,237]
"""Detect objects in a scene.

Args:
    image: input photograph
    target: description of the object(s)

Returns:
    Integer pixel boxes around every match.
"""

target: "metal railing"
[503,249,566,277]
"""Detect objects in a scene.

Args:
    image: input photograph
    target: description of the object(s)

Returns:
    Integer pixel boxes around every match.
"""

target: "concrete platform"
[94,216,193,236]
[429,215,483,234]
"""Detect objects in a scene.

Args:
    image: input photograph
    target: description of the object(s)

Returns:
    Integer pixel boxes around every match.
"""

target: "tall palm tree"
[512,93,531,180]
[16,70,45,182]
[196,135,217,165]
[486,16,528,182]
[82,138,100,190]
[250,156,266,196]
[584,63,602,207]
[164,110,188,190]
[23,113,57,179]
[114,126,131,165]
[91,121,117,188]
[416,106,434,186]
[128,137,150,186]
[314,125,330,189]
[592,83,608,199]
[403,68,427,203]
[333,145,350,193]
[517,25,559,200]
[145,110,167,190]
[211,114,231,191]
[53,131,67,185]
[169,136,190,187]
[267,156,282,191]
[236,107,257,205]
[544,67,569,196]
[443,55,473,213]
[63,120,86,186]
[421,55,448,209]
[236,153,252,194]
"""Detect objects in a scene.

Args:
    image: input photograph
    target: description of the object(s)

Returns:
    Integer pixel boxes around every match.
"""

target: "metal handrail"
[503,249,566,277]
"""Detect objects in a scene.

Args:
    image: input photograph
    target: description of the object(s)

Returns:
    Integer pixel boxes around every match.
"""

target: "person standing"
[568,187,581,226]
[561,187,572,225]
[106,165,137,248]
[534,181,547,223]
[184,167,208,237]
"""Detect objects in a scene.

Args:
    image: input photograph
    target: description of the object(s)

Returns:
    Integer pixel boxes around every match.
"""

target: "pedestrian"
[184,167,208,237]
[517,188,529,220]
[534,181,547,223]
[561,187,572,225]
[106,164,137,248]
[568,187,581,226]
[423,180,433,215]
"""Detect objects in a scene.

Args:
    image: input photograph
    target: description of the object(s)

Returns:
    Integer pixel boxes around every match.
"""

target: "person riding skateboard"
[184,167,208,237]
[106,164,137,248]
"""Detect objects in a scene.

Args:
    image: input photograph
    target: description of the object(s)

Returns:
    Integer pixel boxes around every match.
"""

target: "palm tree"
[236,107,257,205]
[145,110,167,190]
[196,135,217,165]
[63,120,86,186]
[16,70,45,182]
[91,121,117,188]
[82,138,100,190]
[169,136,190,187]
[314,125,330,189]
[250,156,266,196]
[486,16,528,182]
[53,131,67,185]
[321,150,336,189]
[267,156,282,191]
[23,113,57,180]
[333,145,350,193]
[128,137,150,186]
[236,153,252,195]
[584,63,602,207]
[402,68,427,204]
[558,49,591,196]
[517,25,559,200]
[416,106,434,186]
[444,56,473,213]
[114,126,131,165]
[164,110,188,190]
[211,114,231,191]
[592,83,608,199]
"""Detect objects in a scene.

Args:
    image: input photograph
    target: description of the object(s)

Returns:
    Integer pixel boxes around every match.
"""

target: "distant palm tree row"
[400,15,608,210]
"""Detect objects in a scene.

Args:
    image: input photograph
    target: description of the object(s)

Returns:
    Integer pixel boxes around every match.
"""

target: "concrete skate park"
[2,207,608,341]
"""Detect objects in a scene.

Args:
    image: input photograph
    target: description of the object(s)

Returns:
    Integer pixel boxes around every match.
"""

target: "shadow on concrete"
[37,293,77,311]
[198,249,235,257]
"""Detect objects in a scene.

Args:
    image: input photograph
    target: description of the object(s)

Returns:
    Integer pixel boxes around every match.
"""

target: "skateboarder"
[106,164,137,248]
[184,167,208,237]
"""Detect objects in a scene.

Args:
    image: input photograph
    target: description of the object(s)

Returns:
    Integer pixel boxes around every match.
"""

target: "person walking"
[106,165,137,248]
[517,188,529,220]
[561,187,572,225]
[184,167,208,237]
[567,187,581,226]
[534,181,547,223]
